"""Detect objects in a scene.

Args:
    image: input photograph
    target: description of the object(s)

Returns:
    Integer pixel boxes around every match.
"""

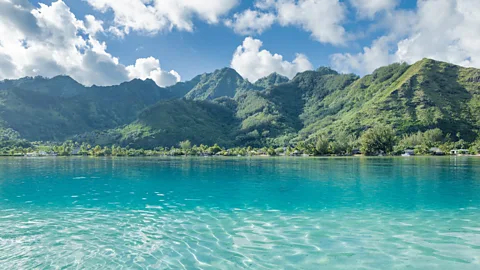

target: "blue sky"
[1,0,479,86]
[54,0,416,79]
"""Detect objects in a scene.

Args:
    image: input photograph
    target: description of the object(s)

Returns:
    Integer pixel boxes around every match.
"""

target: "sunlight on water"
[0,157,479,269]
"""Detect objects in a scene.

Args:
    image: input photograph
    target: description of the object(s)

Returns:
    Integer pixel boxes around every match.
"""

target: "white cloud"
[330,36,395,74]
[231,37,313,82]
[253,0,348,45]
[0,0,180,87]
[225,9,276,35]
[255,0,277,9]
[84,14,104,36]
[86,0,239,36]
[331,0,480,75]
[350,0,398,18]
[126,57,181,87]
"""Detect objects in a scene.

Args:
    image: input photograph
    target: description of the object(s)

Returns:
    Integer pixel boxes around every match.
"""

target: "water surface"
[0,157,479,269]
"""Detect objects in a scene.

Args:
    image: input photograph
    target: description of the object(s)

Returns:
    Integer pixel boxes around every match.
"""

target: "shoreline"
[1,155,479,159]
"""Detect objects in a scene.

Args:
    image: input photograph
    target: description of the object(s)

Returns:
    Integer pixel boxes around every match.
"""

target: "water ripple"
[0,157,479,269]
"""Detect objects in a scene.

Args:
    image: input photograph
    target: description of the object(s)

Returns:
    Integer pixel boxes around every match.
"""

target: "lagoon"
[0,157,479,269]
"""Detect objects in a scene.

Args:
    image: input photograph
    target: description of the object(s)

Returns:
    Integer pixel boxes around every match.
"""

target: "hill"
[181,68,261,100]
[254,73,289,89]
[1,58,480,149]
[0,77,176,141]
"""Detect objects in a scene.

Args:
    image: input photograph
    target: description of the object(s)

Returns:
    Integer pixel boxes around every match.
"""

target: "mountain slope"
[254,73,289,89]
[233,68,359,145]
[183,68,261,100]
[75,99,238,148]
[0,75,86,98]
[0,77,177,141]
[303,59,480,141]
[1,58,480,148]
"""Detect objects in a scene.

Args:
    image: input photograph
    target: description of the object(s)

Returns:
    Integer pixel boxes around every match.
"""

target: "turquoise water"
[0,157,479,269]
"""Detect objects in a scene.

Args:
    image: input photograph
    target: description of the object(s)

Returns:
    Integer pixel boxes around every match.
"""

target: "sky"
[1,0,479,87]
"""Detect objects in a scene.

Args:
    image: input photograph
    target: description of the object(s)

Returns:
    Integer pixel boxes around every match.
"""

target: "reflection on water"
[0,157,479,269]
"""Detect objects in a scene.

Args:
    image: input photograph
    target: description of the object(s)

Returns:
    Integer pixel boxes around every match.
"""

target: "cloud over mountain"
[332,0,480,75]
[231,37,313,82]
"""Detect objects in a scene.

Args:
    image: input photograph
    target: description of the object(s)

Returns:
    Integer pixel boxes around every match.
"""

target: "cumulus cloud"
[252,0,348,45]
[331,0,480,75]
[231,37,313,82]
[350,0,398,18]
[225,9,276,35]
[84,14,104,36]
[330,36,395,74]
[126,57,181,87]
[86,0,239,36]
[0,0,179,87]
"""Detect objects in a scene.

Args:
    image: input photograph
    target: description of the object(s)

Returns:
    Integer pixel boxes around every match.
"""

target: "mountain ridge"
[1,58,479,148]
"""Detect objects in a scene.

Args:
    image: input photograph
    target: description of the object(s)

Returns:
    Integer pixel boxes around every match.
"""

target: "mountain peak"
[316,67,339,76]
[212,67,242,78]
[124,78,159,87]
[182,67,257,100]
[254,72,290,88]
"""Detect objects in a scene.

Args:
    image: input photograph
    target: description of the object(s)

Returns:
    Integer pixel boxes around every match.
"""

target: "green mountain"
[254,73,289,89]
[1,58,480,149]
[182,68,261,100]
[300,59,480,141]
[0,77,176,141]
[231,59,480,145]
[75,99,238,148]
[0,75,85,98]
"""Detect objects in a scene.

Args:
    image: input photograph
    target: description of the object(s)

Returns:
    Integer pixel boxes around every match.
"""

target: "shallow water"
[0,157,479,269]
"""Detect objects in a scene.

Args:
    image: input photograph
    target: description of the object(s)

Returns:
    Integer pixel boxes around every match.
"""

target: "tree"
[179,140,192,150]
[79,143,90,156]
[360,126,397,156]
[92,145,103,156]
[315,136,329,155]
[207,144,222,155]
[469,137,480,154]
[267,147,276,156]
[103,146,112,156]
[422,128,443,147]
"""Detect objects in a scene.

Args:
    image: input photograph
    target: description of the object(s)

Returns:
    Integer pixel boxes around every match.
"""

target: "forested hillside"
[1,58,480,152]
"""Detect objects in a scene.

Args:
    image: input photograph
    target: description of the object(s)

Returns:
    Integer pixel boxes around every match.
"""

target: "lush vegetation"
[183,68,261,100]
[1,58,480,157]
[3,126,480,157]
[254,73,289,89]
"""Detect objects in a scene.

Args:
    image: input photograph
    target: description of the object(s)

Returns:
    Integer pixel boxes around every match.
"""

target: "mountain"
[0,75,86,98]
[74,99,238,148]
[182,68,261,100]
[233,68,359,145]
[1,58,480,148]
[230,59,480,145]
[254,73,289,89]
[300,59,480,141]
[0,77,176,141]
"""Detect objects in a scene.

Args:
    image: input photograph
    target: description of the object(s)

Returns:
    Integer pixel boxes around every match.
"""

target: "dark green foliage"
[1,58,480,153]
[360,126,397,155]
[315,135,329,155]
[395,128,446,154]
[183,68,261,100]
[0,77,177,141]
[76,99,239,149]
[179,140,192,150]
[315,67,339,76]
[254,73,289,89]
[0,75,85,97]
[470,138,480,154]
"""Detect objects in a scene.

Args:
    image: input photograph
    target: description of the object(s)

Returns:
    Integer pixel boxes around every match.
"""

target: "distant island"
[1,58,480,157]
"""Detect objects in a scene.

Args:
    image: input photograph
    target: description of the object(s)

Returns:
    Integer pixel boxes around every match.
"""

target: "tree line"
[1,126,480,157]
